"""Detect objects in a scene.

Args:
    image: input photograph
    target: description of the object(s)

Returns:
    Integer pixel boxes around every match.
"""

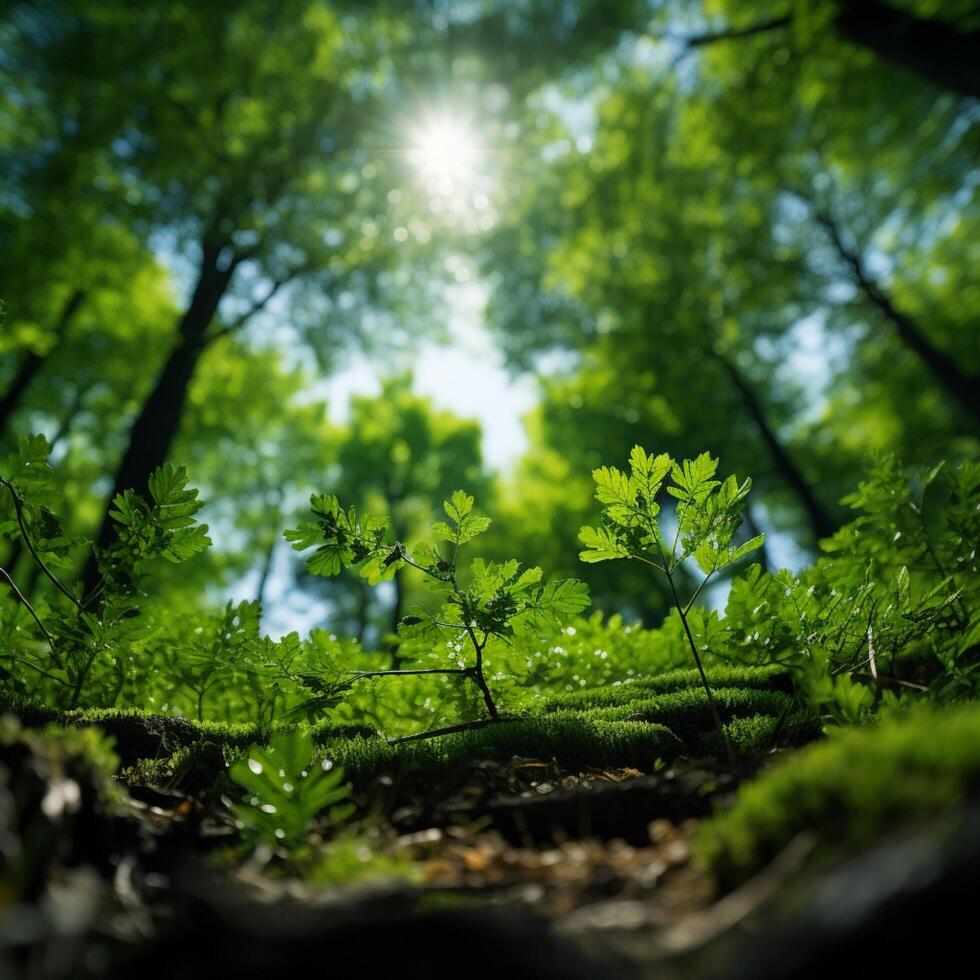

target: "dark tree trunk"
[390,568,404,638]
[255,537,276,611]
[835,0,980,101]
[0,288,86,437]
[715,351,836,543]
[354,583,370,648]
[2,538,24,579]
[743,506,772,573]
[817,213,980,422]
[80,241,237,594]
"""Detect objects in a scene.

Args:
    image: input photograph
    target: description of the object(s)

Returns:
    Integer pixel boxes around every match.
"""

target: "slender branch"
[915,491,969,625]
[809,206,980,421]
[80,572,108,610]
[3,655,70,688]
[852,672,929,693]
[0,566,60,663]
[400,553,450,584]
[465,624,499,720]
[658,15,792,49]
[387,716,511,746]
[405,543,500,721]
[669,506,684,565]
[665,566,733,762]
[634,554,667,574]
[203,276,287,347]
[67,644,101,708]
[351,666,472,680]
[0,477,82,609]
[684,567,717,616]
[764,692,798,752]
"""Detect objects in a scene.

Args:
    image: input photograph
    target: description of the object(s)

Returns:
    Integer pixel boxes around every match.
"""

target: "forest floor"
[3,674,979,979]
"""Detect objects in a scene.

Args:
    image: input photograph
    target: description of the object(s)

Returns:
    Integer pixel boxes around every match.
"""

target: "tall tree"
[7,1,410,590]
[484,79,840,545]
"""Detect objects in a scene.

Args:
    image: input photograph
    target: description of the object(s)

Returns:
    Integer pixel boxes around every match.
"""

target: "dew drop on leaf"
[248,758,262,775]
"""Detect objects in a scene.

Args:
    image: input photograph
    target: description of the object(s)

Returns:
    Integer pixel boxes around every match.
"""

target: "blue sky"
[321,280,536,471]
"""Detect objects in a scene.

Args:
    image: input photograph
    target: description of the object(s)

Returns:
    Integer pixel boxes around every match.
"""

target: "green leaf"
[228,731,352,849]
[283,520,324,552]
[670,452,720,501]
[592,465,633,509]
[730,534,765,563]
[578,525,630,562]
[457,513,492,543]
[628,445,672,500]
[444,490,474,524]
[431,520,456,543]
[512,577,590,634]
[306,541,351,577]
[434,491,489,544]
[162,523,211,562]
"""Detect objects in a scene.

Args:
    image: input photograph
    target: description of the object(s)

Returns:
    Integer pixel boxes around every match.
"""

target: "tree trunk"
[817,212,980,421]
[45,379,96,458]
[255,537,276,610]
[389,568,404,638]
[0,288,86,437]
[714,351,836,543]
[80,241,237,594]
[835,0,980,101]
[743,506,772,573]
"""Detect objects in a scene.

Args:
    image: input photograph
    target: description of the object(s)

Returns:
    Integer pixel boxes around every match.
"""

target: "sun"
[406,112,483,196]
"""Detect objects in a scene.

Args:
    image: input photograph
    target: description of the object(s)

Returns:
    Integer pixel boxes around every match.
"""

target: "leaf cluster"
[579,446,764,578]
[287,488,590,653]
[0,437,212,707]
[226,730,353,851]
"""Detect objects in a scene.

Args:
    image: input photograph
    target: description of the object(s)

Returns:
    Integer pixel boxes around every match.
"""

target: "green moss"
[326,713,683,787]
[307,716,379,743]
[697,704,980,886]
[587,686,793,742]
[1,670,798,797]
[540,665,792,712]
[1,689,376,774]
[697,710,821,759]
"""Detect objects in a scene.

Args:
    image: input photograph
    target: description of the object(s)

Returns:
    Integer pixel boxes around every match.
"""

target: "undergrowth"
[698,702,980,887]
[2,439,977,870]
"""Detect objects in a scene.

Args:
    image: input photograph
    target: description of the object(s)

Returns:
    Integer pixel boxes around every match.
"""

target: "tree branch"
[0,477,82,609]
[812,208,980,420]
[0,566,60,663]
[663,15,792,49]
[387,716,511,746]
[203,275,289,347]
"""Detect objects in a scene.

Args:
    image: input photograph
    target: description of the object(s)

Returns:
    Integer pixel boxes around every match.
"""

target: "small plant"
[720,455,973,722]
[226,729,353,851]
[578,447,764,758]
[0,436,211,708]
[285,489,590,739]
